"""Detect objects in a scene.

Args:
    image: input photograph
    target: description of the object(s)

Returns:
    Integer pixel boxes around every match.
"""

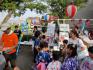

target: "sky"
[0,9,45,25]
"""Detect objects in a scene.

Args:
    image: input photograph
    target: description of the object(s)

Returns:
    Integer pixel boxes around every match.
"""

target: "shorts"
[3,52,16,68]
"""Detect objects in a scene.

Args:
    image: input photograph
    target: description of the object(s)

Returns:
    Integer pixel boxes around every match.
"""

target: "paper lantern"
[66,4,77,18]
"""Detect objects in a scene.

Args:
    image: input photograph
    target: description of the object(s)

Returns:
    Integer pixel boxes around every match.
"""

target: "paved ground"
[16,45,34,70]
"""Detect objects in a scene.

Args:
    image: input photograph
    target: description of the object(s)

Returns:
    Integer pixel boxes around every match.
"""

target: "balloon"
[66,4,77,18]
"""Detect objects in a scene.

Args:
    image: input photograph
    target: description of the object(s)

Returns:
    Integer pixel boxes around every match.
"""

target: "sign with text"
[59,24,69,32]
[59,32,69,45]
[59,24,69,45]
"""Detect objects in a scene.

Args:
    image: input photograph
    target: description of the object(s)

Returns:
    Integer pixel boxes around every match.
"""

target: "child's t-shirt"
[47,61,61,70]
[80,57,93,70]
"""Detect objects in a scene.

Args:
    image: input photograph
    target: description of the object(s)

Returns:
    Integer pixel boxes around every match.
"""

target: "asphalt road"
[16,45,34,70]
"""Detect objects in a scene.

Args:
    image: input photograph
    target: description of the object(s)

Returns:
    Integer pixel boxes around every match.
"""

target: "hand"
[8,46,16,51]
[2,48,9,51]
[2,47,12,54]
[4,49,11,53]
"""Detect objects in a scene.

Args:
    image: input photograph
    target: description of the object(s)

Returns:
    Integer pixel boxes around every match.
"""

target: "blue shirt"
[34,38,40,48]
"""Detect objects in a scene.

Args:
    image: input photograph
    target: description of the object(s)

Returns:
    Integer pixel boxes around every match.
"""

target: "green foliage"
[74,0,88,6]
[0,0,47,16]
[26,2,47,13]
[47,0,88,18]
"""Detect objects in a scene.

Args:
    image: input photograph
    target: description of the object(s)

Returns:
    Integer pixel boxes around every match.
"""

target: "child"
[62,40,68,58]
[47,51,61,70]
[36,41,51,70]
[61,44,78,70]
[34,35,40,63]
[80,46,93,70]
[41,35,46,42]
[59,40,68,63]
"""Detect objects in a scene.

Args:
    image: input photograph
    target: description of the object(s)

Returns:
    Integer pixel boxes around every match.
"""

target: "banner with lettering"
[27,17,41,26]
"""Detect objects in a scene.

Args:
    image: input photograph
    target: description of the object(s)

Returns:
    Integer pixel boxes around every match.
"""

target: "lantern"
[66,4,77,18]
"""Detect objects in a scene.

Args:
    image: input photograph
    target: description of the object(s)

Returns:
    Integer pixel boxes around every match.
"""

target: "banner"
[46,23,55,37]
[27,17,41,26]
[21,22,28,32]
[59,24,69,45]
[59,32,69,45]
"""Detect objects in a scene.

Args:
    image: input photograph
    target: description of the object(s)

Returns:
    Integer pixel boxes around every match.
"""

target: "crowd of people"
[31,25,93,70]
[0,25,93,70]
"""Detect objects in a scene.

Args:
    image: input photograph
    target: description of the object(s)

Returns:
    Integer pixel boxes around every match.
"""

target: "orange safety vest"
[1,32,18,54]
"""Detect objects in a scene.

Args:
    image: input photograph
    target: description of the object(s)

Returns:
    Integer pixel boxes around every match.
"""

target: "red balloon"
[66,4,77,18]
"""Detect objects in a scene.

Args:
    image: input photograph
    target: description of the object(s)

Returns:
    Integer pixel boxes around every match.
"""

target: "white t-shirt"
[69,38,89,60]
[69,38,85,48]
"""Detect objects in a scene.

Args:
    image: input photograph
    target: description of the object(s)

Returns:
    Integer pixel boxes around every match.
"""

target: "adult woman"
[69,30,89,60]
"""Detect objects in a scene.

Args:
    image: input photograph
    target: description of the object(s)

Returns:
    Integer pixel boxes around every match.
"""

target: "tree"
[47,0,88,18]
[0,0,47,26]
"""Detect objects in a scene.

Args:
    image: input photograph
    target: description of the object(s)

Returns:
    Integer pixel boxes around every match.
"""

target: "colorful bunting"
[44,14,49,21]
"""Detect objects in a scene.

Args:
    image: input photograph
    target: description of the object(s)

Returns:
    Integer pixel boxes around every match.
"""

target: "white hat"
[0,26,11,32]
